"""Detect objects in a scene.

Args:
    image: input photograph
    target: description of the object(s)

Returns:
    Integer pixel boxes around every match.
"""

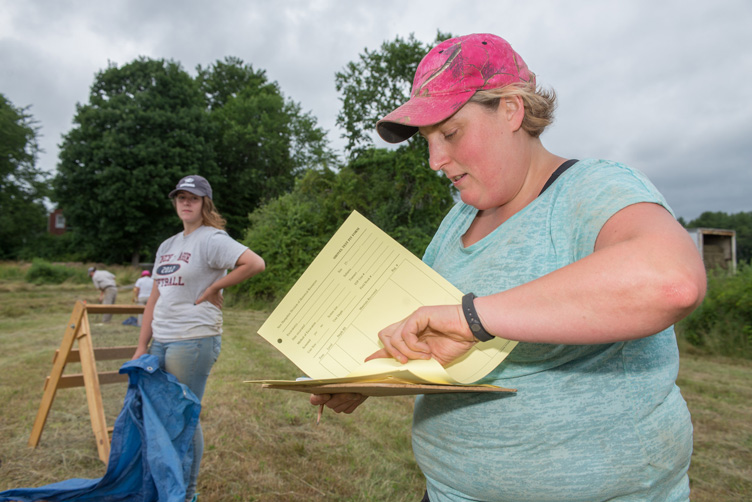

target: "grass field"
[0,271,750,501]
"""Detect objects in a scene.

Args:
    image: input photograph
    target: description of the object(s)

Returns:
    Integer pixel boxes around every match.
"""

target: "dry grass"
[0,277,423,501]
[679,355,752,501]
[197,310,422,501]
[0,266,750,501]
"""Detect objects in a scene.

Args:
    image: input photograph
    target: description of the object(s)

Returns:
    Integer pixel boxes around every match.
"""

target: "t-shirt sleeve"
[204,230,249,270]
[549,160,673,261]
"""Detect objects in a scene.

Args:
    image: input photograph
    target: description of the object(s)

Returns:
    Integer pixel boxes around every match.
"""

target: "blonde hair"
[469,81,557,138]
[200,196,226,230]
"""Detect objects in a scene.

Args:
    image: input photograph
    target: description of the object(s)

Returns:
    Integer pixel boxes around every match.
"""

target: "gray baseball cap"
[168,175,213,199]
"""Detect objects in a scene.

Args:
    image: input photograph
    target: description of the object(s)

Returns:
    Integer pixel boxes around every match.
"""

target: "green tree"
[240,147,453,303]
[345,148,454,253]
[0,94,48,258]
[335,31,452,157]
[197,57,336,238]
[237,33,458,304]
[54,58,217,264]
[686,211,752,264]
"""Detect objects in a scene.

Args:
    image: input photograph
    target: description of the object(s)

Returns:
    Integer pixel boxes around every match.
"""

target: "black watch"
[462,293,494,342]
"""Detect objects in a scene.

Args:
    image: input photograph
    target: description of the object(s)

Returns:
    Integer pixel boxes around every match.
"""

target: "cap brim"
[168,188,206,198]
[376,91,475,144]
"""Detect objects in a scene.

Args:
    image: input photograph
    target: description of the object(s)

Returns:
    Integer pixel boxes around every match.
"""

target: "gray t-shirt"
[91,270,117,290]
[151,225,247,342]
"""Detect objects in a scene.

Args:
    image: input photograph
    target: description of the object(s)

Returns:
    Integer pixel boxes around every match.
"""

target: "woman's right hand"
[366,304,477,366]
[131,346,148,360]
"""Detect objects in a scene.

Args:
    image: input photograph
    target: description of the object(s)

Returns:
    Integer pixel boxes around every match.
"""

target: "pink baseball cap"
[377,33,535,143]
[141,270,151,277]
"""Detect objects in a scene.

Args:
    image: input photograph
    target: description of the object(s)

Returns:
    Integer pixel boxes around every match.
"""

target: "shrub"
[235,189,333,304]
[677,261,752,358]
[0,262,27,281]
[24,259,87,285]
[17,232,85,262]
[234,149,454,306]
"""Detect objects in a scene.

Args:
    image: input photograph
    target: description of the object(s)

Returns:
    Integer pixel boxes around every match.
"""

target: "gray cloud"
[1,0,750,221]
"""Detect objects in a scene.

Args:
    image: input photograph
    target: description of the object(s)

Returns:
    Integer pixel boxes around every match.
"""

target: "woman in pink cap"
[132,269,154,326]
[312,34,706,501]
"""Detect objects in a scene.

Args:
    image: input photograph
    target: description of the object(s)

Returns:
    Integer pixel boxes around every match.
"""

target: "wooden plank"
[29,301,86,448]
[45,371,129,389]
[85,304,144,315]
[94,346,138,360]
[54,346,138,364]
[78,309,111,463]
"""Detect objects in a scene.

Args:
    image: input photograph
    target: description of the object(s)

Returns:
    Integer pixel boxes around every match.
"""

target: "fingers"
[376,316,431,363]
[196,291,223,309]
[364,348,390,362]
[309,393,367,414]
[367,305,477,366]
[309,393,329,406]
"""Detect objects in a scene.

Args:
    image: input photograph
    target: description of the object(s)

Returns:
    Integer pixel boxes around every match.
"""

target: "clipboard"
[259,381,517,397]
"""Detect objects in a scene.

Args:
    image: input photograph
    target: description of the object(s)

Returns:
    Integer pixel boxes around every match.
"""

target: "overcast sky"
[2,0,750,221]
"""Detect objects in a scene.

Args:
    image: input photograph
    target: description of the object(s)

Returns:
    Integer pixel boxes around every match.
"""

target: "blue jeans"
[149,336,221,501]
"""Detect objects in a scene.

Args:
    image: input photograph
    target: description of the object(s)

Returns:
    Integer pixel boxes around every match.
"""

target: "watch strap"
[462,293,494,342]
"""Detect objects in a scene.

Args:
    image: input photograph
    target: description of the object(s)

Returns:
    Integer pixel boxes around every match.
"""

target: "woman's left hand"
[310,392,368,414]
[193,249,265,311]
[196,288,223,309]
[366,305,478,367]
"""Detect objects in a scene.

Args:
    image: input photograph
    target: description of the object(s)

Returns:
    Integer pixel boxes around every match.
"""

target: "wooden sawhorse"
[28,301,145,463]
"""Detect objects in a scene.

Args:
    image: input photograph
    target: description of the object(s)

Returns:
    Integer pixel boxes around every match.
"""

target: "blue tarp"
[122,316,139,326]
[0,355,201,502]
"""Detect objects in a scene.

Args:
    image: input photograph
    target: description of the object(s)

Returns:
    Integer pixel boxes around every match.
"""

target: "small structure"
[686,228,737,273]
[48,208,66,235]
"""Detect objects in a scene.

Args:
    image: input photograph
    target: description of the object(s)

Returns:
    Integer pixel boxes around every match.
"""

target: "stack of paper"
[247,211,517,396]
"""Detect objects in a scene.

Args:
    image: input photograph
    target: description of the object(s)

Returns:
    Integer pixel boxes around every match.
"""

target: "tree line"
[1,32,750,305]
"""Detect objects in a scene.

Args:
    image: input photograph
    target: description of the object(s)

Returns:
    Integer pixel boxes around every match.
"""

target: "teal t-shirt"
[415,159,692,501]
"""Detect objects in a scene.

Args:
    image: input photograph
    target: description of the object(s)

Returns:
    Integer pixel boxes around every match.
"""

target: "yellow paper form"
[256,211,517,385]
